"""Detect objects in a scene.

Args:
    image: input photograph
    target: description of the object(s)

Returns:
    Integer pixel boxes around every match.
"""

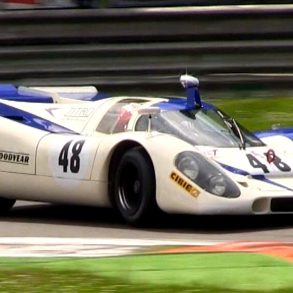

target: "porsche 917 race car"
[0,75,293,224]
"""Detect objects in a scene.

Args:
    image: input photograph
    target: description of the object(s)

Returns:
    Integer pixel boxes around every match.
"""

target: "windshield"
[135,107,265,148]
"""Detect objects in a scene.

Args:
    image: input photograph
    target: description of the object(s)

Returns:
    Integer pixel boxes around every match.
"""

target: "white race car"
[0,75,293,224]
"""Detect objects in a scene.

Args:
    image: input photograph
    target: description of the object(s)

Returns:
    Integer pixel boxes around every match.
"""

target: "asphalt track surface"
[0,201,292,243]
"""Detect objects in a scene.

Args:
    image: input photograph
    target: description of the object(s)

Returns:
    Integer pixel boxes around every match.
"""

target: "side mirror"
[180,74,202,109]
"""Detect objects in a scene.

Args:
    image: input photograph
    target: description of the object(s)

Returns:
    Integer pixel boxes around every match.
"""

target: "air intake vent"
[271,198,293,212]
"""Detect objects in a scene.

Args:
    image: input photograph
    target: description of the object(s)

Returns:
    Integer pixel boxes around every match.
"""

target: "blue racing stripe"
[219,163,293,191]
[0,102,77,134]
[218,163,250,176]
[255,128,293,141]
[251,175,293,192]
[155,98,215,111]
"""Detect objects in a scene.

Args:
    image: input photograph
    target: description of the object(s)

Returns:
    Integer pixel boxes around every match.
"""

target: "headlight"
[208,174,226,196]
[176,155,199,181]
[175,151,240,198]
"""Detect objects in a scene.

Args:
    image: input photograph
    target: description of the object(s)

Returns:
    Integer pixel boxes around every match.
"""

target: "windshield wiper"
[231,118,246,150]
[216,110,246,149]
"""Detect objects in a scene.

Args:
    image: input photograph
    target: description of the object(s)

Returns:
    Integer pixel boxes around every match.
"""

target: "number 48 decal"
[59,140,85,173]
[246,153,291,173]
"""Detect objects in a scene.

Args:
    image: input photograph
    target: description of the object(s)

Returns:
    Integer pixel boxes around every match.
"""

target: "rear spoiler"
[18,86,98,101]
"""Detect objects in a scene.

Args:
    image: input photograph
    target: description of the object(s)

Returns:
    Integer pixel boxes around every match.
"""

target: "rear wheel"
[112,147,156,225]
[0,197,15,214]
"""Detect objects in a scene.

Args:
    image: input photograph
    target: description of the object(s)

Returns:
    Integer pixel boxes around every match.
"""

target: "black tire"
[112,147,157,225]
[0,197,15,215]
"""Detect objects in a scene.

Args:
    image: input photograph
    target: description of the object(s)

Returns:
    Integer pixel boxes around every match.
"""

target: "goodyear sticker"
[170,171,200,198]
[0,151,30,165]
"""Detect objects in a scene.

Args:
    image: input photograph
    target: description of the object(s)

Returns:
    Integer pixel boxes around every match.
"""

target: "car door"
[36,134,100,180]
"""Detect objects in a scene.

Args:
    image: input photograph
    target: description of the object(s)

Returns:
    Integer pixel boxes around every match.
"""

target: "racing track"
[0,201,292,242]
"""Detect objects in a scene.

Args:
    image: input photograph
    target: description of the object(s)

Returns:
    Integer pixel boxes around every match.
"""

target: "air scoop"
[180,74,202,109]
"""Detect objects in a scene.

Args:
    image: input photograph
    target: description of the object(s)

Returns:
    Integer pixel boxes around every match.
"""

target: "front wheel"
[0,197,15,215]
[112,147,157,225]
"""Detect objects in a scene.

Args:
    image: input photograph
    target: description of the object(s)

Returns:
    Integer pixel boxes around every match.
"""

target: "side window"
[96,103,123,134]
[135,114,173,135]
[135,115,148,131]
[97,99,146,134]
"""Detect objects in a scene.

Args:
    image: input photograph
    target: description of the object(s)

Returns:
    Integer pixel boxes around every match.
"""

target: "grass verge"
[0,252,292,292]
[209,96,293,131]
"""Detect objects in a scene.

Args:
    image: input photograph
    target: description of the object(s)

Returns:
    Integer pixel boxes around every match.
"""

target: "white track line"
[0,237,220,257]
[0,237,219,246]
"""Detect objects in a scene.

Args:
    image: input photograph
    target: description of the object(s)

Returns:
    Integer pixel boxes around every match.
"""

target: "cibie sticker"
[170,171,200,198]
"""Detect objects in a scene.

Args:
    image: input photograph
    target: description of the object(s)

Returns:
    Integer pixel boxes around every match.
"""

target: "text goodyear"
[170,171,199,198]
[0,151,30,165]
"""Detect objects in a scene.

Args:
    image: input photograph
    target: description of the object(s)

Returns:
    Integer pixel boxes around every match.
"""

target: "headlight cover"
[175,151,240,198]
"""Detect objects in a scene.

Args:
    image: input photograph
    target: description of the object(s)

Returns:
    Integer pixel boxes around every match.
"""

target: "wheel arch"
[108,140,156,203]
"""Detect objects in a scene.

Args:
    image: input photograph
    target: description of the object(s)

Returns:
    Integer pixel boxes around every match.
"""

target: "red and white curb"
[0,238,219,257]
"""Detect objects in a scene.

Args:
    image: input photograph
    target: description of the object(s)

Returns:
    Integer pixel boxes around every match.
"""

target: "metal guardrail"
[0,5,293,93]
[2,0,293,9]
[109,0,293,8]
